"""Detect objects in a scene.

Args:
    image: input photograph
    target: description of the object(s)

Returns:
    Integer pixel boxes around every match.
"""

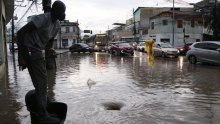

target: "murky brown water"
[1,50,220,124]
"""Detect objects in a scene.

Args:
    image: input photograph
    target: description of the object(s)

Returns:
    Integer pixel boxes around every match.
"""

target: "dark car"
[109,41,134,56]
[69,43,94,53]
[175,42,193,55]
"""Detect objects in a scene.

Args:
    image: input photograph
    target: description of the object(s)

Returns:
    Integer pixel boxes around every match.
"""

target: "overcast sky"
[14,0,201,34]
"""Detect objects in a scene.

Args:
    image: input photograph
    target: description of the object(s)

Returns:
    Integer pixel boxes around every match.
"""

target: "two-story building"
[148,10,203,46]
[0,0,14,79]
[133,7,194,41]
[54,20,80,49]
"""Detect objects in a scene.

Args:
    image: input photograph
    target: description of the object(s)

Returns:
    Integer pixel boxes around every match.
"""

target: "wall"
[148,15,203,46]
[0,0,7,79]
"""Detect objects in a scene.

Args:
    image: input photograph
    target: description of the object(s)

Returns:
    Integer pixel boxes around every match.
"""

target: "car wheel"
[113,50,119,55]
[162,52,166,58]
[188,55,197,64]
[109,50,113,54]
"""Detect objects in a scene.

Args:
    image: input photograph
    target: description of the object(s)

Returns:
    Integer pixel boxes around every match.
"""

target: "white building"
[148,10,203,46]
[54,20,80,49]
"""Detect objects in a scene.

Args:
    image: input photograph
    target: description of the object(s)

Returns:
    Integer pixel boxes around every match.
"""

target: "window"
[73,27,76,33]
[206,43,220,50]
[66,27,69,33]
[196,39,200,42]
[177,20,183,28]
[160,39,170,43]
[162,20,168,25]
[62,39,68,48]
[191,20,195,28]
[198,20,203,25]
[151,22,154,29]
[194,43,205,48]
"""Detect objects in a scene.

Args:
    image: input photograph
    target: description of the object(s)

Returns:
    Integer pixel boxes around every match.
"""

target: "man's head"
[51,0,66,21]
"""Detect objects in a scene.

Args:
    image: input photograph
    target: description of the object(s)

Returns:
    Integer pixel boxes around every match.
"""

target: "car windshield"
[80,44,89,47]
[160,43,172,48]
[117,43,131,46]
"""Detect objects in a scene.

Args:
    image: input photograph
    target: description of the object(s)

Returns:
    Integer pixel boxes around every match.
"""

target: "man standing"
[17,1,66,123]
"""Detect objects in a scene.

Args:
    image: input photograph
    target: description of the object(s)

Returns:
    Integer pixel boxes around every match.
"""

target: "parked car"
[175,42,193,55]
[186,41,220,64]
[109,41,134,56]
[69,43,94,53]
[153,42,179,58]
[137,42,146,52]
[106,42,117,53]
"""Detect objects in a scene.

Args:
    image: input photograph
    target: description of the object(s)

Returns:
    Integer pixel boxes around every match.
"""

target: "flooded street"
[1,50,220,124]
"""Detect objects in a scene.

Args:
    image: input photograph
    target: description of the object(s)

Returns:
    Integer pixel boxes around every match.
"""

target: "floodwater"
[1,50,220,124]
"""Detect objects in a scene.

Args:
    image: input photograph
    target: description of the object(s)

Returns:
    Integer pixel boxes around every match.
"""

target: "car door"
[153,43,161,56]
[192,43,206,61]
[205,43,220,63]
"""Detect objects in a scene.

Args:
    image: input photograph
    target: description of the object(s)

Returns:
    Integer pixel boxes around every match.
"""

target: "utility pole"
[11,16,15,52]
[214,0,219,40]
[11,0,25,53]
[172,0,175,46]
[133,8,136,43]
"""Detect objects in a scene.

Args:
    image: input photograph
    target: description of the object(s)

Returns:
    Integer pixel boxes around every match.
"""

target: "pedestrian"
[17,1,66,123]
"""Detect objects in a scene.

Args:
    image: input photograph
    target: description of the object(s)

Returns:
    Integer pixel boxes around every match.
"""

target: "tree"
[203,1,220,40]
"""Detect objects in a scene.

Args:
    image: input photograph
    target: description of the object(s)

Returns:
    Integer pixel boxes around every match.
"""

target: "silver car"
[137,42,146,52]
[153,42,179,58]
[186,41,220,64]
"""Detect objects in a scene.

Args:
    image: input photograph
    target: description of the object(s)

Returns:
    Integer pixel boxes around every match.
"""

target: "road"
[1,50,220,124]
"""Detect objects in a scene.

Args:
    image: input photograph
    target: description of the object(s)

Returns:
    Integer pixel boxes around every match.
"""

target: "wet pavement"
[1,50,220,124]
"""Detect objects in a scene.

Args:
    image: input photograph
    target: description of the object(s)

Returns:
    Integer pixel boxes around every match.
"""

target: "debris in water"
[87,78,96,89]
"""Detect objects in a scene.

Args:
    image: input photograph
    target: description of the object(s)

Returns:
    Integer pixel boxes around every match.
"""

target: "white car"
[153,42,179,58]
[137,42,146,52]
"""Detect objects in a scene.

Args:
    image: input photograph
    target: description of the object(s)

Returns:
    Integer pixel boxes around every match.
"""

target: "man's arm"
[17,21,36,71]
[45,37,54,50]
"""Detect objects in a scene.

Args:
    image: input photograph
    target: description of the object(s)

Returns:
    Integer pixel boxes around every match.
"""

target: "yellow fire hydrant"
[145,40,155,66]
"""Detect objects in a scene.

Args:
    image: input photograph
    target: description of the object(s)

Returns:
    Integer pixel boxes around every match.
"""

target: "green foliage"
[203,5,220,40]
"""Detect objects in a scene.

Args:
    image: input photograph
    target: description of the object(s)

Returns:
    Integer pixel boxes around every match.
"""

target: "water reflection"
[3,51,220,124]
[0,53,22,124]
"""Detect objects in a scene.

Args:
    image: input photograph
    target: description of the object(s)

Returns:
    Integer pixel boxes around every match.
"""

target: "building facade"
[148,11,203,46]
[54,20,80,49]
[133,7,194,41]
[0,0,14,79]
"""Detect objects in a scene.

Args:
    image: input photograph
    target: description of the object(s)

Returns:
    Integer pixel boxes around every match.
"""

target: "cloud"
[12,0,202,33]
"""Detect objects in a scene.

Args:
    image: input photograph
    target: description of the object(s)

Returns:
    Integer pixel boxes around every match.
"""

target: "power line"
[16,1,35,24]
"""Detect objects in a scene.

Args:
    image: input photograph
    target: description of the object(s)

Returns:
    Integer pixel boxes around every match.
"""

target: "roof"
[150,11,202,20]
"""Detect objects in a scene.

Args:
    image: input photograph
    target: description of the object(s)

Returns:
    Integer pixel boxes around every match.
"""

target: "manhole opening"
[102,102,124,111]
